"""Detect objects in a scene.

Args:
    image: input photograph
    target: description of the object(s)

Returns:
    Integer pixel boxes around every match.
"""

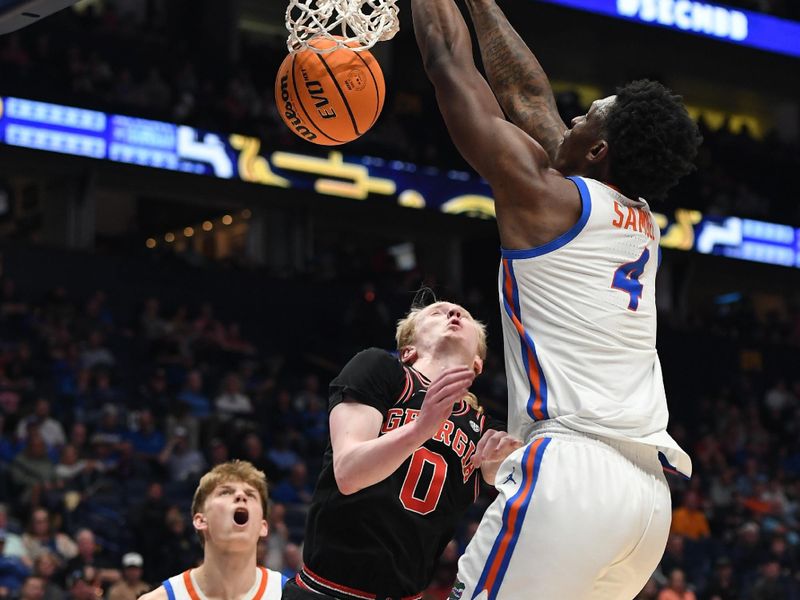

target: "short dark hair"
[605,80,702,200]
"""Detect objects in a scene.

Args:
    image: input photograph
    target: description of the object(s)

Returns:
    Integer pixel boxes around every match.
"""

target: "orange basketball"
[275,37,385,146]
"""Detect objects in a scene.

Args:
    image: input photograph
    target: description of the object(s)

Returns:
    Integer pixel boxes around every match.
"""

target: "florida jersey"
[162,567,286,600]
[499,176,691,477]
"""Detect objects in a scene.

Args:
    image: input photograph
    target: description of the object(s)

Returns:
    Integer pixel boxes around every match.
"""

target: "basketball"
[275,37,385,146]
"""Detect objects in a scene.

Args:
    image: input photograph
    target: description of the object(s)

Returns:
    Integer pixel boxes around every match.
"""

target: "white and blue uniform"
[456,176,691,600]
[162,567,286,600]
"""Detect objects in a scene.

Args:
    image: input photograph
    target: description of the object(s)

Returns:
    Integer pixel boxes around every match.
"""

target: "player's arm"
[464,0,567,161]
[331,366,474,495]
[138,587,167,600]
[412,0,579,249]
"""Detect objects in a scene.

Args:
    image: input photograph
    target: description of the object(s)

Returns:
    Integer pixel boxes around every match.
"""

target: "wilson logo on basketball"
[302,78,337,119]
[279,75,318,142]
[344,69,366,92]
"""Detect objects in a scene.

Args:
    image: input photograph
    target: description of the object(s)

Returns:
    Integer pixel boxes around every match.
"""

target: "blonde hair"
[191,460,269,545]
[395,301,487,413]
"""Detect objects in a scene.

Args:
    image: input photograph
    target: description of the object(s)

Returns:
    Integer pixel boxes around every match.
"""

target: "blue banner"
[0,95,798,269]
[534,0,800,59]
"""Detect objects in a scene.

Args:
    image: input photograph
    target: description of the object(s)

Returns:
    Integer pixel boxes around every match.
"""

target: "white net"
[286,0,399,53]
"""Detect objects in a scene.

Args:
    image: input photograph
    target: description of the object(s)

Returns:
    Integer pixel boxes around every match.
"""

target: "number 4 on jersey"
[611,248,650,311]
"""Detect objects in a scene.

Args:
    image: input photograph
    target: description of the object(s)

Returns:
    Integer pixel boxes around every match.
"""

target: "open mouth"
[233,508,249,526]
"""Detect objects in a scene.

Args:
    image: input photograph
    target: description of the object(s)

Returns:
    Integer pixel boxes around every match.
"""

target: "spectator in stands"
[159,427,205,483]
[207,438,229,467]
[128,409,166,462]
[20,510,76,567]
[702,556,740,600]
[18,576,45,600]
[239,434,271,478]
[749,559,797,599]
[270,463,312,505]
[107,553,149,600]
[10,431,58,505]
[65,529,120,586]
[156,507,199,583]
[281,543,302,580]
[0,531,30,595]
[138,369,170,418]
[31,553,64,600]
[15,400,65,448]
[214,373,253,420]
[80,331,115,371]
[176,370,211,419]
[672,491,711,541]
[658,569,696,600]
[65,566,101,600]
[0,505,25,561]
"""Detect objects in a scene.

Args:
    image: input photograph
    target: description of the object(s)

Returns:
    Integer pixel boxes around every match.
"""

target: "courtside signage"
[0,95,798,269]
[534,0,800,59]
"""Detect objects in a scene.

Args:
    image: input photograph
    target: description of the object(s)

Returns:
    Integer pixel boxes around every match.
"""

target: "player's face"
[553,95,615,175]
[414,302,482,365]
[194,480,267,550]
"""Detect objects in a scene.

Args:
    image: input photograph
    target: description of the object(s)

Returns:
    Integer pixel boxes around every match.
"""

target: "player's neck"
[413,352,473,382]
[192,547,259,600]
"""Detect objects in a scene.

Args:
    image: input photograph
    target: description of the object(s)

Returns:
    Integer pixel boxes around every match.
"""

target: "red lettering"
[453,430,468,457]
[381,408,404,434]
[612,201,624,228]
[624,207,638,231]
[461,441,477,482]
[433,420,455,445]
[403,409,420,426]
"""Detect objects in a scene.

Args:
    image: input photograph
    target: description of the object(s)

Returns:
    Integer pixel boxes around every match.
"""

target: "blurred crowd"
[0,240,798,600]
[0,2,798,226]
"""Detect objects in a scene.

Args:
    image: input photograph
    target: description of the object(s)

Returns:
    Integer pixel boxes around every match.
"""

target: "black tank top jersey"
[300,348,501,599]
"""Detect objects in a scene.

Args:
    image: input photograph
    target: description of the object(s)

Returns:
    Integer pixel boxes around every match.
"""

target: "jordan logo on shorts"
[501,467,517,486]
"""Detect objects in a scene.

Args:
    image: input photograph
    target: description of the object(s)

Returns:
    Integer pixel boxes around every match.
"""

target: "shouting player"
[138,461,285,600]
[282,300,519,600]
[411,0,701,598]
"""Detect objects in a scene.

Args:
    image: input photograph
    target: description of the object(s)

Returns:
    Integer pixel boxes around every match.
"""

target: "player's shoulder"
[138,586,168,600]
[342,348,403,376]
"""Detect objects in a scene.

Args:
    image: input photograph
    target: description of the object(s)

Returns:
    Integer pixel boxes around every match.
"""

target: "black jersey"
[300,349,502,600]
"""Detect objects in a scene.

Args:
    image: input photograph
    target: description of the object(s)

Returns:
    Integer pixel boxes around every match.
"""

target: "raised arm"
[464,0,567,161]
[411,0,581,250]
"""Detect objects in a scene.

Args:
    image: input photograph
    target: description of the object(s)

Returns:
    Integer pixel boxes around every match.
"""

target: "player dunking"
[138,462,285,600]
[282,300,519,600]
[411,1,701,598]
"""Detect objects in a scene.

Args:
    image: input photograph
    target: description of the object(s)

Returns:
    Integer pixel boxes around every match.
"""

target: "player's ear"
[587,140,609,163]
[472,356,483,376]
[260,520,268,539]
[193,512,207,534]
[400,346,417,365]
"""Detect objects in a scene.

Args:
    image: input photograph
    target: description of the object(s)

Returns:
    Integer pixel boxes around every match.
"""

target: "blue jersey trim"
[163,580,176,600]
[500,176,593,259]
[280,574,289,588]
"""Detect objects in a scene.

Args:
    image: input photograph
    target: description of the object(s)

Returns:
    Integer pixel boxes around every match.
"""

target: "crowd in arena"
[0,242,798,599]
[0,1,799,599]
[0,2,798,226]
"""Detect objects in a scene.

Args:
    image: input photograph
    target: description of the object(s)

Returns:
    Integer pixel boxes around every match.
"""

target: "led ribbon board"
[0,95,798,269]
[534,0,800,59]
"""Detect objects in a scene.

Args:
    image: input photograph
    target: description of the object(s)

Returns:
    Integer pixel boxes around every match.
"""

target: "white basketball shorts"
[454,422,672,600]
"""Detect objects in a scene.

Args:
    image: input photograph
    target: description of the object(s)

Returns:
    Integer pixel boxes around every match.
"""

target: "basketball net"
[285,0,399,53]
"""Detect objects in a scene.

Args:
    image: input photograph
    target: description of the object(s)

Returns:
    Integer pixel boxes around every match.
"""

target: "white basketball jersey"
[498,176,691,477]
[162,567,286,600]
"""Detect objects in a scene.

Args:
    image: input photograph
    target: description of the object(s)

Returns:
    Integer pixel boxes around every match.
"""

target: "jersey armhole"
[163,581,176,600]
[500,175,593,259]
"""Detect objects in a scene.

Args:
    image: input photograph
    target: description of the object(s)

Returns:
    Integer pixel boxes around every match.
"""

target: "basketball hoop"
[286,0,399,54]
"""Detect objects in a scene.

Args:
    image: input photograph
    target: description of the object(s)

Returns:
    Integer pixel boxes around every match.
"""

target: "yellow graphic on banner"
[271,151,396,200]
[230,134,290,188]
[660,209,703,250]
[441,195,496,219]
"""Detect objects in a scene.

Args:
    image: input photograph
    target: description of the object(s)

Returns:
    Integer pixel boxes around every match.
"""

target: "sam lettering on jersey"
[381,406,482,483]
[611,200,655,240]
